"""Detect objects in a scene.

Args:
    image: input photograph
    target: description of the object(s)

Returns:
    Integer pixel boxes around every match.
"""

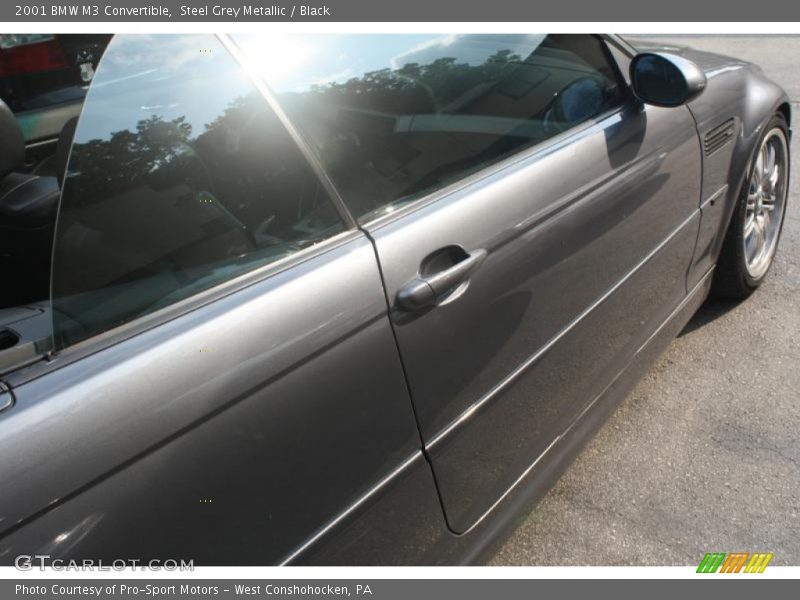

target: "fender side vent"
[704,118,736,156]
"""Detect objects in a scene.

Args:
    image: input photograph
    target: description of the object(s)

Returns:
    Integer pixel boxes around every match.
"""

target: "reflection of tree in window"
[307,50,523,115]
[277,36,621,222]
[53,92,342,346]
[66,115,194,204]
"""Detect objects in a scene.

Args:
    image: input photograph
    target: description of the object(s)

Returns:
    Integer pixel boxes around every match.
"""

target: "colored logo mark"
[697,552,773,573]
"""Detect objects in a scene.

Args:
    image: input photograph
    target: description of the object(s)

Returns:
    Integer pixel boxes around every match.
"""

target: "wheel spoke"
[745,225,758,262]
[765,160,780,196]
[754,218,766,259]
[747,193,758,211]
[752,148,764,185]
[762,210,771,237]
[763,142,776,182]
[744,214,757,237]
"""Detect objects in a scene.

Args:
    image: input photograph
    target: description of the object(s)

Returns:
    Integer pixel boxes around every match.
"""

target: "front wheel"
[712,113,790,298]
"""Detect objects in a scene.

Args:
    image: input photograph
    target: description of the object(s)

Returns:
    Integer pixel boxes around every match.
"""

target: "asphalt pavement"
[489,36,800,566]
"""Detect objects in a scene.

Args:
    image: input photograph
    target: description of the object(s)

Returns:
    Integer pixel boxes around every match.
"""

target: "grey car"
[0,34,791,565]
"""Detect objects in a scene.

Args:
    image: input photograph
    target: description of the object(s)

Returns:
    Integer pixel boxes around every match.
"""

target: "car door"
[0,34,446,565]
[256,34,704,533]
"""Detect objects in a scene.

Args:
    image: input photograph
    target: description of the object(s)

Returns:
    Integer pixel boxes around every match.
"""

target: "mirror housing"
[629,52,707,107]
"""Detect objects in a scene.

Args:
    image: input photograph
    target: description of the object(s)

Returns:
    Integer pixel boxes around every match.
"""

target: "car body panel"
[435,267,714,564]
[0,234,429,563]
[0,33,791,565]
[366,95,703,532]
[626,39,792,289]
[0,447,451,565]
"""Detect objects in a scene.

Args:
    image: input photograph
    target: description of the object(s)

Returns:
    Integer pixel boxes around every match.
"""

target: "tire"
[712,113,790,299]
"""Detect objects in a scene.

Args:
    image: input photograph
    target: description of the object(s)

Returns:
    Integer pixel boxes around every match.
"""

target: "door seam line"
[360,226,459,534]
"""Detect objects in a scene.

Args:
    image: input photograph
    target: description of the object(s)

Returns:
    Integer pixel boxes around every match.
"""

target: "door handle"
[0,383,12,415]
[396,248,487,311]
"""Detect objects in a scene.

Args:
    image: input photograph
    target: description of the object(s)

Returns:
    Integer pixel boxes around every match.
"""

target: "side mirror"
[629,52,706,107]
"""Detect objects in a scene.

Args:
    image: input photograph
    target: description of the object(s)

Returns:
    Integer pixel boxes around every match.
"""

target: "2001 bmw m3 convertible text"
[0,34,791,564]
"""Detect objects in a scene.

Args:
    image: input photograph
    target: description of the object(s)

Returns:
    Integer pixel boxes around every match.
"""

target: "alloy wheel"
[743,127,789,279]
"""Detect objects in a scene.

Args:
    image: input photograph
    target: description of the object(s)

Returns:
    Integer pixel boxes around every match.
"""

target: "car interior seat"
[0,98,76,309]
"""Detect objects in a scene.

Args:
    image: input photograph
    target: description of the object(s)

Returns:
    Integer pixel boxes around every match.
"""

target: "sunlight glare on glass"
[236,35,314,87]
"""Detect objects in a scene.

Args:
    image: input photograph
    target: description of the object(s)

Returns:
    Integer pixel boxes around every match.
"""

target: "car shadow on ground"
[679,296,742,337]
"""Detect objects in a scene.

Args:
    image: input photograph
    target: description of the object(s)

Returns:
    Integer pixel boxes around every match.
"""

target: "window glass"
[235,34,624,222]
[51,34,345,349]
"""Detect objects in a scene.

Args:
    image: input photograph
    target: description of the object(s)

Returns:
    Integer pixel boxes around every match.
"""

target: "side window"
[51,34,346,349]
[235,33,624,222]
